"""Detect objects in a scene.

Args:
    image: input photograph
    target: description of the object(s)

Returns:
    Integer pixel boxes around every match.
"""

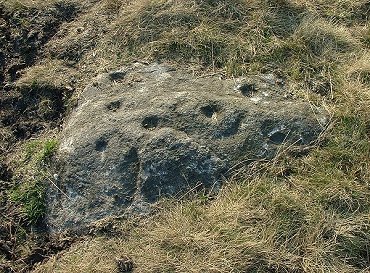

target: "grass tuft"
[9,138,59,223]
[10,177,46,224]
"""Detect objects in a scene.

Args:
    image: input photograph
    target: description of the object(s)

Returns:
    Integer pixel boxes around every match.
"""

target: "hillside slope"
[0,0,369,272]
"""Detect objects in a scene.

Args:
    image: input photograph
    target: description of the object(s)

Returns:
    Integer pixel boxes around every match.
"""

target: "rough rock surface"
[47,63,328,232]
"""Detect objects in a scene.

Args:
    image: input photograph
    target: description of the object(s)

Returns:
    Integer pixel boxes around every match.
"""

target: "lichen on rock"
[46,63,328,232]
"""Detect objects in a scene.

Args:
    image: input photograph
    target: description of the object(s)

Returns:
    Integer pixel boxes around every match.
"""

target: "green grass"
[9,139,59,223]
[24,139,59,165]
[10,178,46,224]
[38,139,59,163]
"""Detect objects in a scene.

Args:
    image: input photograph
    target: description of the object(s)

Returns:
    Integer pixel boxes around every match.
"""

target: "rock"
[46,63,328,232]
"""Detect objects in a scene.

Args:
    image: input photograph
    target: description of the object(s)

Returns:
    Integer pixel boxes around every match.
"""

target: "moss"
[10,178,46,224]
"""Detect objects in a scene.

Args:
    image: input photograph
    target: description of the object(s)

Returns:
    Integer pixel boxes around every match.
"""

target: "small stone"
[116,256,133,273]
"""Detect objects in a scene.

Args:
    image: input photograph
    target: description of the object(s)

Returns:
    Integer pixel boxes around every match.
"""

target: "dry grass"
[2,0,368,272]
[34,175,370,272]
[20,0,369,91]
[0,0,74,9]
[17,60,77,88]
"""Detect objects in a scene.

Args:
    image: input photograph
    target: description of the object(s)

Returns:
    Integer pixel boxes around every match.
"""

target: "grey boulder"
[46,63,328,232]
